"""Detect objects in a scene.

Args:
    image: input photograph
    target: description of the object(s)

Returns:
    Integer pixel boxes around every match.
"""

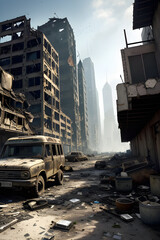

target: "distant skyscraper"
[78,60,89,152]
[38,17,81,150]
[102,81,121,152]
[83,57,101,152]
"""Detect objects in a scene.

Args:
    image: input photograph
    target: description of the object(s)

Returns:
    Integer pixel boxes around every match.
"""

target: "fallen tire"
[55,169,63,185]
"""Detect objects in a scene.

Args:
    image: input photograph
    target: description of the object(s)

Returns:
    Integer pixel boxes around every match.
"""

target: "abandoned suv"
[0,135,65,196]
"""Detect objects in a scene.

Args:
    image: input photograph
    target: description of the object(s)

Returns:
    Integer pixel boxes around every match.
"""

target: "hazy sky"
[0,0,141,141]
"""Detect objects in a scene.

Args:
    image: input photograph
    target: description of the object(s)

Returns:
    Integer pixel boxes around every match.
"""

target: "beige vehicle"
[0,135,65,196]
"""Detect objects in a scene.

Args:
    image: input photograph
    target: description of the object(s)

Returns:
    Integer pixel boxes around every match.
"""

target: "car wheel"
[32,175,45,197]
[55,169,63,185]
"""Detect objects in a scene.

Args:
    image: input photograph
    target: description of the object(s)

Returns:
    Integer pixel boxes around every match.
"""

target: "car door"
[52,143,58,174]
[44,144,53,178]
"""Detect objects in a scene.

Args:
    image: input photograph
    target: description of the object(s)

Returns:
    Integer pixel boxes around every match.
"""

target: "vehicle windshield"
[1,144,43,159]
[71,152,81,156]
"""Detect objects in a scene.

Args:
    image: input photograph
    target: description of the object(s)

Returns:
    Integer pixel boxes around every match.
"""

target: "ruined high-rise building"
[78,60,89,152]
[0,16,72,151]
[38,17,81,150]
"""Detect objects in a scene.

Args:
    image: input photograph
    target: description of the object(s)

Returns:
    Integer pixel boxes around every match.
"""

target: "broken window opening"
[61,122,65,128]
[12,79,23,89]
[12,42,24,52]
[32,117,41,128]
[16,102,23,109]
[67,119,70,124]
[10,67,22,76]
[0,45,11,54]
[55,112,59,121]
[0,57,10,66]
[29,90,40,100]
[56,65,58,74]
[44,52,51,65]
[48,44,51,54]
[26,63,41,74]
[52,61,56,70]
[55,76,59,86]
[18,117,22,125]
[56,101,59,110]
[27,38,41,48]
[45,105,52,117]
[28,77,40,87]
[55,89,59,99]
[0,35,12,43]
[44,118,51,129]
[45,93,52,105]
[29,103,41,113]
[4,112,15,126]
[13,20,24,29]
[2,23,12,32]
[11,67,22,76]
[52,98,55,106]
[55,123,60,133]
[27,51,40,61]
[52,51,58,62]
[12,55,23,64]
[44,39,51,54]
[12,31,23,40]
[44,79,51,91]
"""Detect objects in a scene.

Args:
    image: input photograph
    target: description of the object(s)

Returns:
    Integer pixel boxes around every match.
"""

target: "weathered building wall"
[38,18,81,150]
[78,60,89,152]
[0,16,72,148]
[131,110,160,169]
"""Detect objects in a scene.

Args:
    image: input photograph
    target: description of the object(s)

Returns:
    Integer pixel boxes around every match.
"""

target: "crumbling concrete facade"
[117,0,160,170]
[38,18,81,151]
[0,16,72,148]
[78,60,89,152]
[0,66,33,150]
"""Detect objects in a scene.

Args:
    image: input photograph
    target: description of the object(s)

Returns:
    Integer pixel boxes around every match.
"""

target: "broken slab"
[54,219,73,230]
[0,218,18,233]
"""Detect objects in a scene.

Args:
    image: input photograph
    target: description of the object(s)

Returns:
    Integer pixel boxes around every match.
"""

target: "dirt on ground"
[0,155,160,240]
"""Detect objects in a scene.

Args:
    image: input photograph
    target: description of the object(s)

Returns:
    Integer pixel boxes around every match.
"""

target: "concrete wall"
[131,110,160,169]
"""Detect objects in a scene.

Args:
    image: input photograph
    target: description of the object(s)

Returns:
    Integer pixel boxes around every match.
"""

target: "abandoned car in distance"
[0,135,65,196]
[65,151,88,162]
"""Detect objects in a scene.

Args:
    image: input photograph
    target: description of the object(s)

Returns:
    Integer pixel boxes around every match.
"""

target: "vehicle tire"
[32,175,45,197]
[55,169,63,185]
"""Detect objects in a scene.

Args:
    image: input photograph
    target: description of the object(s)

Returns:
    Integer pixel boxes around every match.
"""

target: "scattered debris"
[23,199,48,210]
[69,198,81,204]
[112,222,121,228]
[115,198,134,212]
[120,214,134,222]
[54,220,73,230]
[95,160,107,169]
[0,219,18,233]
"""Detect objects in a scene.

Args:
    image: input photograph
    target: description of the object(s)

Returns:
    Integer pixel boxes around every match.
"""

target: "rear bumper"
[0,177,37,188]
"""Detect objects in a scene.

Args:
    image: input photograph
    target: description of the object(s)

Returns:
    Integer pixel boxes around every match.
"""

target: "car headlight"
[21,171,30,179]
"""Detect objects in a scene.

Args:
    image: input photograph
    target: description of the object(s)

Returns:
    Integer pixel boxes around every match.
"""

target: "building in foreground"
[83,57,101,152]
[78,60,89,152]
[0,16,72,151]
[116,0,160,169]
[38,17,81,151]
